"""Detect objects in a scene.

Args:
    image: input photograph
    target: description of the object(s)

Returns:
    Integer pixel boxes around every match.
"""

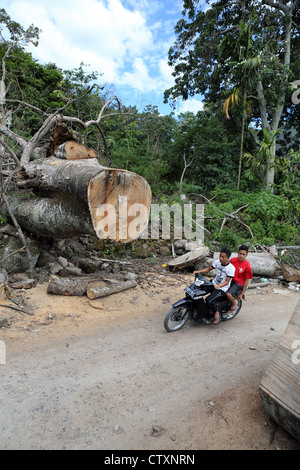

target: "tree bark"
[259,0,295,188]
[3,194,93,239]
[168,247,210,270]
[87,279,137,299]
[0,270,9,300]
[47,275,88,296]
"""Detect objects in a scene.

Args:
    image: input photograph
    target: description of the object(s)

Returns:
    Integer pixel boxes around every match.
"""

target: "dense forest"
[0,2,299,255]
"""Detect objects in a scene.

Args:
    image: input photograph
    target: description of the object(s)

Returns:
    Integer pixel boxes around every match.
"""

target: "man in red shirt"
[226,245,253,314]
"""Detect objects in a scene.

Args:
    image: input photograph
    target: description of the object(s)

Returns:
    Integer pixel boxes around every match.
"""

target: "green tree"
[109,105,177,194]
[0,8,40,135]
[165,0,299,188]
[220,17,261,189]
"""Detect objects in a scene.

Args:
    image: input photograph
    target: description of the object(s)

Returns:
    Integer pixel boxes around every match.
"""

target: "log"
[0,303,35,315]
[88,169,152,242]
[10,279,35,289]
[213,252,278,277]
[5,195,94,239]
[53,141,97,160]
[168,246,210,270]
[87,279,137,300]
[0,270,9,300]
[8,157,152,242]
[280,263,300,282]
[47,275,88,296]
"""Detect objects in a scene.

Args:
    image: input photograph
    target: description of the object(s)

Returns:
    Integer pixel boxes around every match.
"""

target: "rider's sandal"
[213,315,221,325]
[228,307,237,314]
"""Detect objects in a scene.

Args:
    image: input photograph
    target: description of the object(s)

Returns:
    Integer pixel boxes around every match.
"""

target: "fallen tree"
[5,153,152,241]
[0,18,151,250]
[1,71,152,246]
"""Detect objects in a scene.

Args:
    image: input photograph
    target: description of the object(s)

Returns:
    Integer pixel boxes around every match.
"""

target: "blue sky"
[1,0,205,115]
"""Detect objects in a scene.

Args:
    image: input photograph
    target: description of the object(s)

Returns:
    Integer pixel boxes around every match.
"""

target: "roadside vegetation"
[0,3,299,256]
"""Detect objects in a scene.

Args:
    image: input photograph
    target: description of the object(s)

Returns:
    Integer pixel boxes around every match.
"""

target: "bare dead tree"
[179,152,194,193]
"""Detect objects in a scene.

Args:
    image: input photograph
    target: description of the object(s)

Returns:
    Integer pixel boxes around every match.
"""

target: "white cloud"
[2,0,154,81]
[176,98,204,115]
[1,0,189,113]
[121,57,152,91]
[158,59,175,89]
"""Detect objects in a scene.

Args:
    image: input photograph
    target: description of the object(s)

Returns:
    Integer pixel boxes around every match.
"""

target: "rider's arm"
[193,265,213,275]
[214,275,233,290]
[237,278,251,299]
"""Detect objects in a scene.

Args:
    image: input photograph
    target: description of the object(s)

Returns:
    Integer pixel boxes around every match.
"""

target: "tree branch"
[262,0,289,14]
[190,193,254,239]
[4,99,47,115]
[0,124,27,148]
[2,194,35,278]
[0,139,21,168]
[85,95,121,127]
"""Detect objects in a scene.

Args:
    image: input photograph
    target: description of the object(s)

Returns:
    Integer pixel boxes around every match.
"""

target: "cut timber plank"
[260,298,300,442]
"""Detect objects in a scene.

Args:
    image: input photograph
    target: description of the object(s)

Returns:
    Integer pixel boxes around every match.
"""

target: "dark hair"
[238,245,249,253]
[220,247,231,258]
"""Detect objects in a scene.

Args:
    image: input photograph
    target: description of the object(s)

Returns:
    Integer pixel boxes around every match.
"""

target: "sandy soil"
[0,261,300,451]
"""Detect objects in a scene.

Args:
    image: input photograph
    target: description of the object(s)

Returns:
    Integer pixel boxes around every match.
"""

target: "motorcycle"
[164,273,243,332]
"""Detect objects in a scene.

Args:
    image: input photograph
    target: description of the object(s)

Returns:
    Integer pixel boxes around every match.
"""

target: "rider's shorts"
[227,280,243,297]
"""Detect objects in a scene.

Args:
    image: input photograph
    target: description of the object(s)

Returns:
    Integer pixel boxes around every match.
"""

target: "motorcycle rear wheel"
[222,300,242,321]
[164,305,190,332]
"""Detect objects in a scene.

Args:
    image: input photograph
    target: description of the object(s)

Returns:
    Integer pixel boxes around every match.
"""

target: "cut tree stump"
[87,279,137,300]
[47,275,88,296]
[53,141,97,160]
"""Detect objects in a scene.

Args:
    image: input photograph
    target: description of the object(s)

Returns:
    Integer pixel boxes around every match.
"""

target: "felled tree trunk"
[8,146,152,242]
[47,275,88,296]
[87,279,137,300]
[53,141,97,160]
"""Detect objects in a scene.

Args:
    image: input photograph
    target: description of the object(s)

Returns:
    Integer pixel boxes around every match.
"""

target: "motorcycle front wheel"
[164,305,190,332]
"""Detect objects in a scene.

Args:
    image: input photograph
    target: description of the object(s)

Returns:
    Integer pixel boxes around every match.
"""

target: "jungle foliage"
[0,5,299,249]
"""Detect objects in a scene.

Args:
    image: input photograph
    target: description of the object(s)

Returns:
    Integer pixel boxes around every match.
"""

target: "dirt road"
[0,267,299,450]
